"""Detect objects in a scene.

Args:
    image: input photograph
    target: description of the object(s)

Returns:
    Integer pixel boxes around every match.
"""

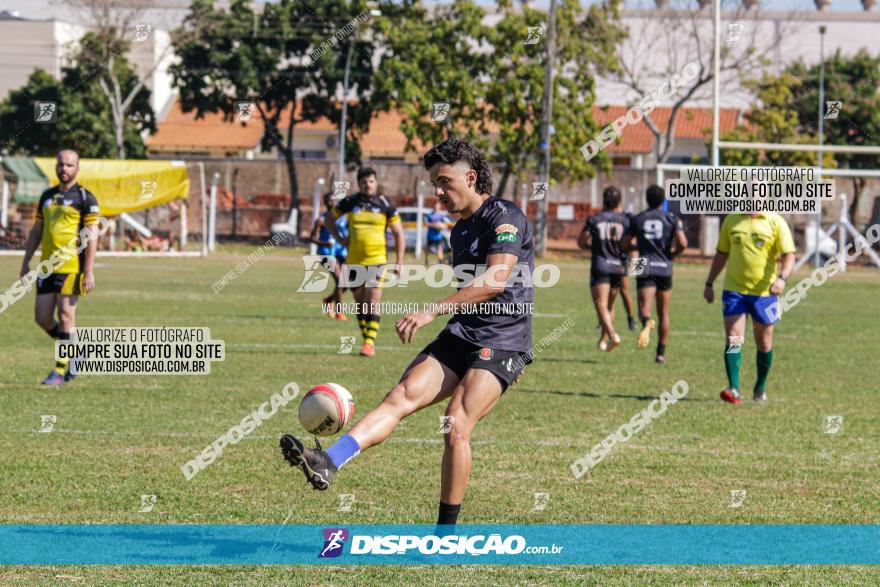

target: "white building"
[599,5,880,110]
[0,9,176,117]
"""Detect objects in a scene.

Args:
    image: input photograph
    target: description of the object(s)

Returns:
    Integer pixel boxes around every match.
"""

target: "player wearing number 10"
[578,186,629,353]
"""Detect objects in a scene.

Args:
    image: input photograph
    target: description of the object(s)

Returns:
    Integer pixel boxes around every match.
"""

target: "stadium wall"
[168,159,880,246]
[6,158,878,254]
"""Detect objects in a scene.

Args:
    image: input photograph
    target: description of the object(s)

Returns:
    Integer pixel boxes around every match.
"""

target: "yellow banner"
[33,158,190,216]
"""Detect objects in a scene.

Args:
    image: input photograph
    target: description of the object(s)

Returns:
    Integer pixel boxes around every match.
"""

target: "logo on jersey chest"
[469,238,479,256]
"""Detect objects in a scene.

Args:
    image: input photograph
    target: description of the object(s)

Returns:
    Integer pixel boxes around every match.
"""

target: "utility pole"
[815,25,827,268]
[711,0,721,167]
[338,43,353,181]
[536,0,557,256]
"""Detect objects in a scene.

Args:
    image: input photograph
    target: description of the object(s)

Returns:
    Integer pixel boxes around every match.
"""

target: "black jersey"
[444,197,533,353]
[583,210,630,275]
[630,208,684,277]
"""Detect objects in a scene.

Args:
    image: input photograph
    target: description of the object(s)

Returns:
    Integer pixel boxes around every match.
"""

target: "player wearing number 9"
[623,185,688,364]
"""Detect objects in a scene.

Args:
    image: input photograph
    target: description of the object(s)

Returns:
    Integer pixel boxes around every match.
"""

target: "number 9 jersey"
[629,208,684,278]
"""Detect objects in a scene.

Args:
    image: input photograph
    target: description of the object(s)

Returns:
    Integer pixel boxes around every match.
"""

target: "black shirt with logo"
[444,197,533,353]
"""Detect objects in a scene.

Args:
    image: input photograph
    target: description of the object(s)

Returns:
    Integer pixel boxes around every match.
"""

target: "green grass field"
[1,245,878,585]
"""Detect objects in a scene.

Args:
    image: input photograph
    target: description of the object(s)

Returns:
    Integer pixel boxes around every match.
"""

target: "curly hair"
[356,167,377,182]
[422,138,493,195]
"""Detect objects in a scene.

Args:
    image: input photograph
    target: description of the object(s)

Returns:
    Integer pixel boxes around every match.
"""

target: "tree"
[0,71,69,156]
[68,31,156,158]
[719,73,831,168]
[53,0,170,158]
[484,0,624,196]
[787,50,880,221]
[0,62,152,158]
[371,1,493,158]
[611,0,788,164]
[171,0,378,237]
[372,0,624,198]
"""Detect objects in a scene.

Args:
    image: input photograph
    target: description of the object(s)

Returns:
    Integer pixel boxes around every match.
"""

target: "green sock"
[724,344,742,390]
[755,349,773,392]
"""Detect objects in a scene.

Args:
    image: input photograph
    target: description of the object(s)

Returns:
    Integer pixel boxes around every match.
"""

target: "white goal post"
[700,0,879,270]
[655,162,880,271]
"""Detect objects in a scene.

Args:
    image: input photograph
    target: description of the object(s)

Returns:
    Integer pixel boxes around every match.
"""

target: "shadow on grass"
[535,357,599,364]
[518,388,710,402]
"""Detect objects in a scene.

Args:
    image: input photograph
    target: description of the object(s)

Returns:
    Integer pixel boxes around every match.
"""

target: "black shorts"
[36,273,85,296]
[590,268,623,289]
[420,330,531,393]
[636,275,673,291]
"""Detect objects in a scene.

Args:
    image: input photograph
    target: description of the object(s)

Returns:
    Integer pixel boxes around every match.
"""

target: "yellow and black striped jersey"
[35,184,100,274]
[332,193,400,265]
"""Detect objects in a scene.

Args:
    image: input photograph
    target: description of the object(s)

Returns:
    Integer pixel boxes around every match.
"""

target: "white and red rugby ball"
[298,383,355,436]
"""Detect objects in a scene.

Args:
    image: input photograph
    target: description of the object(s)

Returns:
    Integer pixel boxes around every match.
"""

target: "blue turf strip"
[0,524,878,565]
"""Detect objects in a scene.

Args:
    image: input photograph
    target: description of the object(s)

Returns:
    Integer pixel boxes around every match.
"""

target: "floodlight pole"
[338,42,353,181]
[711,0,721,167]
[536,0,557,256]
[337,9,380,182]
[815,25,827,268]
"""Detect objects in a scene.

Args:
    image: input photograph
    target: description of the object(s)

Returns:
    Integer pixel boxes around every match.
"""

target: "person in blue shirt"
[425,201,452,264]
[310,192,349,320]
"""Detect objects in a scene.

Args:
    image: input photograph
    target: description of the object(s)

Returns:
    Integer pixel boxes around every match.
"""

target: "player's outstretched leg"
[280,355,458,490]
[439,369,502,528]
[279,435,337,490]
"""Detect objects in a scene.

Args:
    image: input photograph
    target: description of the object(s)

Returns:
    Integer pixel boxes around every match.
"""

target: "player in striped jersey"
[325,167,405,357]
[19,150,100,385]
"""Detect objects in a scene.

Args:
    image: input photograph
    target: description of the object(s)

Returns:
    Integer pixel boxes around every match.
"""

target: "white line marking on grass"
[534,313,570,318]
[230,343,411,352]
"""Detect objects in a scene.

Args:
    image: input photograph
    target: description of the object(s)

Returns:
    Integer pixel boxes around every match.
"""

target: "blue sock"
[325,434,361,470]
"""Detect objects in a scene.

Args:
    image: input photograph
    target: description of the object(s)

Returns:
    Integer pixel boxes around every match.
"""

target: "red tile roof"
[593,106,740,154]
[149,101,263,151]
[148,99,740,157]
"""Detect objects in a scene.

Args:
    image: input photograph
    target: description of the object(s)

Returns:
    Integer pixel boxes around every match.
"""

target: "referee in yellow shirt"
[20,150,100,385]
[704,212,796,403]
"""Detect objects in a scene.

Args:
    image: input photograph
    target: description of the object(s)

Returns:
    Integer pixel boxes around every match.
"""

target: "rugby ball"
[298,383,355,436]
